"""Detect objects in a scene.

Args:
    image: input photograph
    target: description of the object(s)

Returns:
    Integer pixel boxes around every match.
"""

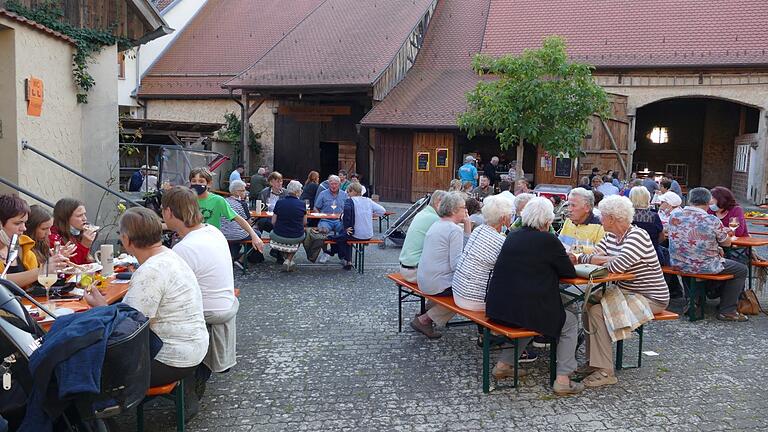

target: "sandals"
[717,312,749,322]
[553,380,585,396]
[582,370,618,388]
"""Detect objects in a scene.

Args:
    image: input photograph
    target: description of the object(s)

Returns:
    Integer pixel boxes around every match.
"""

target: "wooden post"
[516,137,524,180]
[241,92,250,171]
[600,117,628,178]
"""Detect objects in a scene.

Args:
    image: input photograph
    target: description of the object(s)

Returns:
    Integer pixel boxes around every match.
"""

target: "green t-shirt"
[198,193,237,228]
[398,206,439,267]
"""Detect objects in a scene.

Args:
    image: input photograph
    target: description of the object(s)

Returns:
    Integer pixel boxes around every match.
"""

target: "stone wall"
[144,98,276,171]
[700,100,741,189]
[8,19,85,204]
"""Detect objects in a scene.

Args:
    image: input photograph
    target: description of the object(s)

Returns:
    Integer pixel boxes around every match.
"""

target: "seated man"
[314,175,348,263]
[471,175,494,199]
[161,187,240,396]
[558,188,605,247]
[668,187,748,322]
[398,190,446,282]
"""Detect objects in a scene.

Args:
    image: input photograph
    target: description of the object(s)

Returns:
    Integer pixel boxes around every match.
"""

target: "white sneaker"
[317,251,331,263]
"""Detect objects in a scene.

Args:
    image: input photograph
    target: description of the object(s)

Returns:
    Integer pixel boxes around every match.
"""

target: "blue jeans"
[318,219,343,236]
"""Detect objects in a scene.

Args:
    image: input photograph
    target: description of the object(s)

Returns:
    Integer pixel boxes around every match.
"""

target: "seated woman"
[85,207,209,387]
[448,179,463,192]
[300,171,320,211]
[333,182,386,270]
[629,186,664,256]
[577,195,669,388]
[708,186,749,237]
[452,195,513,311]
[49,198,96,265]
[0,195,66,288]
[410,192,472,339]
[220,180,258,264]
[485,197,583,396]
[466,198,484,227]
[271,181,308,272]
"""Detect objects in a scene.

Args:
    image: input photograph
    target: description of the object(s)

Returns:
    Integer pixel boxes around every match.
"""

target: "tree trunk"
[516,137,524,180]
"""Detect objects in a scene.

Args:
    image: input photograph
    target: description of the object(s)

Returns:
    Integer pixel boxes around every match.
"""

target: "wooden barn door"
[578,94,631,181]
[411,132,454,201]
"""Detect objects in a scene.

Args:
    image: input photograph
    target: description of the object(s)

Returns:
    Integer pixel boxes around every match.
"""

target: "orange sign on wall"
[26,77,44,117]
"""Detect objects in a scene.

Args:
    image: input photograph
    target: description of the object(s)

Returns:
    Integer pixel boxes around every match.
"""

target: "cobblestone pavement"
[115,208,768,431]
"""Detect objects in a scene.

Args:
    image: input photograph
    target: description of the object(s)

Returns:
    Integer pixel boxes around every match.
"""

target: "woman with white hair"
[452,195,513,312]
[332,182,386,270]
[485,197,583,396]
[271,180,307,271]
[221,179,257,264]
[577,195,668,388]
[411,191,472,339]
[629,186,664,249]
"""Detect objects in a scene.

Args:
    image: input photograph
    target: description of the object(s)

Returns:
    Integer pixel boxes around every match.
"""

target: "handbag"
[574,263,608,279]
[737,289,766,316]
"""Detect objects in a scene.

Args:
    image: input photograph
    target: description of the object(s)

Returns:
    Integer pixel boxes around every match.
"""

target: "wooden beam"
[600,118,629,177]
[294,115,333,122]
[277,105,351,116]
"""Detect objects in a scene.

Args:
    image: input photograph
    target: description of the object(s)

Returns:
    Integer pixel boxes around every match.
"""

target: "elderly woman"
[452,195,513,311]
[577,195,669,388]
[220,179,256,264]
[86,207,208,387]
[486,198,582,395]
[333,182,386,270]
[657,191,682,225]
[629,186,664,250]
[271,180,308,271]
[709,186,749,237]
[559,188,605,248]
[410,192,472,339]
[509,193,535,226]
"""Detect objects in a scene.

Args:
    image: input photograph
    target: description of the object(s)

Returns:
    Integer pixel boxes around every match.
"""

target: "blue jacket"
[128,170,143,192]
[21,304,149,431]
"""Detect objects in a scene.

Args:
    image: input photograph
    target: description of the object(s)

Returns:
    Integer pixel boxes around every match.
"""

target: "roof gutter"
[128,0,174,45]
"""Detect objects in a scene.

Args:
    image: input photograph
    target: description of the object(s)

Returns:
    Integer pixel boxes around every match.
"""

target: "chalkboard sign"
[436,148,448,167]
[554,158,572,178]
[416,152,430,172]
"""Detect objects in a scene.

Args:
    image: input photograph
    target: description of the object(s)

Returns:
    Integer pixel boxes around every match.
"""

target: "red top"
[49,226,91,265]
[708,206,749,237]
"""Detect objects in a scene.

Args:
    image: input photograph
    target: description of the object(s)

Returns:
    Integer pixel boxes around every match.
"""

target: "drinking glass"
[304,199,311,214]
[572,243,584,261]
[729,217,740,240]
[331,200,337,212]
[37,260,58,311]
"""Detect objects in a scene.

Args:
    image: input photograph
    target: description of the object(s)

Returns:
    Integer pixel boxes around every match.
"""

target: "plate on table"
[61,263,103,275]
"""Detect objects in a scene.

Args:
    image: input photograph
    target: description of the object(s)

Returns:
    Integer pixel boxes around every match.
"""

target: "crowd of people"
[398,167,755,396]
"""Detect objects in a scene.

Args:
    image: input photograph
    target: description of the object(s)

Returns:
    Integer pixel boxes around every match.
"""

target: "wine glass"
[572,243,584,261]
[304,199,311,214]
[729,217,740,240]
[37,260,58,313]
[330,200,337,212]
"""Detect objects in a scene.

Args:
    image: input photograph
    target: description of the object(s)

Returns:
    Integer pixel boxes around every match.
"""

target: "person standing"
[458,156,479,187]
[483,156,500,187]
[249,167,269,204]
[128,165,147,192]
[229,164,244,183]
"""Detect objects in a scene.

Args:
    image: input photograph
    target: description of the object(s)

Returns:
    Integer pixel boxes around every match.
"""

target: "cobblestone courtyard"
[119,209,768,432]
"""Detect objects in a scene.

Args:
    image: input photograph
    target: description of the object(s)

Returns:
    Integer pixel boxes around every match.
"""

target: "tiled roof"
[0,8,76,45]
[139,0,324,97]
[360,0,491,128]
[153,0,174,12]
[223,0,436,90]
[482,0,768,68]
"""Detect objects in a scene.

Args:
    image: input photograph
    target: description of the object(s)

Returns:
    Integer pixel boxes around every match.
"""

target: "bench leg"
[358,245,365,274]
[549,339,557,387]
[137,399,146,432]
[482,327,491,394]
[748,247,753,291]
[513,339,520,389]
[615,340,624,371]
[398,286,404,333]
[636,325,644,368]
[175,380,185,432]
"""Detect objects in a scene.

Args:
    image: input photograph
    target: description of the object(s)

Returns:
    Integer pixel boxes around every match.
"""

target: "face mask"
[709,204,719,212]
[190,184,207,196]
[69,226,81,236]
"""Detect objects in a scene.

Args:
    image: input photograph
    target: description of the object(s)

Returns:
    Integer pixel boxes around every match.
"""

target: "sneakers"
[409,317,442,339]
[552,380,585,396]
[342,263,353,271]
[491,364,529,379]
[518,349,539,363]
[532,336,550,348]
[317,251,331,264]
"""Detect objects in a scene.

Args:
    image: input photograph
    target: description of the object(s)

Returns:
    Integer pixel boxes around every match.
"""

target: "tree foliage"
[458,36,609,157]
[218,112,262,165]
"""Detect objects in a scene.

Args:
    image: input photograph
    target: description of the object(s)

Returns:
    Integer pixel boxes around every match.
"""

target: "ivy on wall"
[6,0,132,103]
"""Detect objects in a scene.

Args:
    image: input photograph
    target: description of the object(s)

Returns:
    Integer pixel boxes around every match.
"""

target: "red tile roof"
[153,0,175,12]
[223,0,437,90]
[360,0,491,128]
[482,0,768,68]
[0,8,76,45]
[139,0,324,97]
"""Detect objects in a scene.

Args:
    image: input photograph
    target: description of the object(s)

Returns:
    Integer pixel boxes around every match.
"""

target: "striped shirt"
[452,225,505,303]
[580,225,669,305]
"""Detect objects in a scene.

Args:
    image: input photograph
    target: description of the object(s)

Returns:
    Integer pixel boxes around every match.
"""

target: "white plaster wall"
[80,45,120,226]
[118,49,138,107]
[145,98,276,169]
[0,23,19,191]
[139,0,207,76]
[12,21,84,205]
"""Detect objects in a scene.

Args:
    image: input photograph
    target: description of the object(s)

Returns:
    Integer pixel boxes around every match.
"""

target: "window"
[648,127,668,144]
[665,164,688,185]
[735,145,750,173]
[118,52,125,79]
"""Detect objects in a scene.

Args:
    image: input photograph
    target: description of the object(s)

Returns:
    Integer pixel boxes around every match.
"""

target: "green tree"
[458,36,609,179]
[218,112,262,166]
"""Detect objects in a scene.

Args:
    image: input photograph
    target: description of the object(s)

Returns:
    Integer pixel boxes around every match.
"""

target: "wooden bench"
[372,211,396,233]
[137,380,185,432]
[387,273,544,392]
[662,267,733,321]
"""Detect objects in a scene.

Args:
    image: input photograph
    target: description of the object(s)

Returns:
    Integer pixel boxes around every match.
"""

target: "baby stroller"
[381,194,431,249]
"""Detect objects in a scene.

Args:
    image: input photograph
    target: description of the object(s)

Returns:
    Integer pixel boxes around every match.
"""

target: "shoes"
[317,251,331,264]
[343,263,353,271]
[282,260,291,272]
[409,317,442,339]
[518,349,538,363]
[716,312,749,322]
[288,260,297,272]
[582,370,618,388]
[233,261,244,271]
[492,364,529,379]
[532,336,550,348]
[269,248,284,264]
[552,380,585,396]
